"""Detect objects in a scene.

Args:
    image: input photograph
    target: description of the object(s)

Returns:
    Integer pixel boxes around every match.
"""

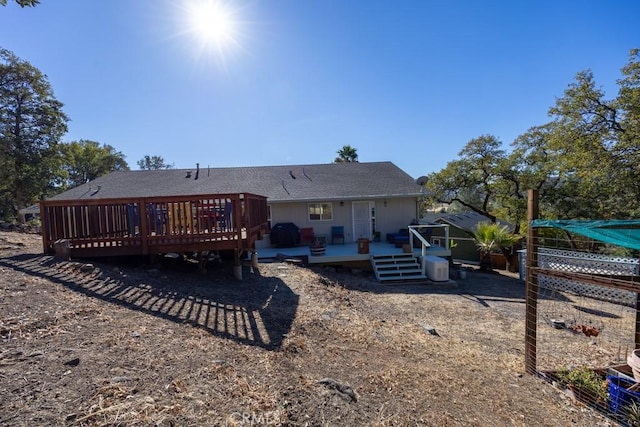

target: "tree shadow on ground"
[0,254,299,350]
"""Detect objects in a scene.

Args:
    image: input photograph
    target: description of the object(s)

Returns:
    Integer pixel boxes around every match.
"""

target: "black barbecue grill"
[270,223,300,248]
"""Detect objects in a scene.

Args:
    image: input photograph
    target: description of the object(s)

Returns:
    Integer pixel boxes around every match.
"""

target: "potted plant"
[555,366,608,408]
[310,239,326,256]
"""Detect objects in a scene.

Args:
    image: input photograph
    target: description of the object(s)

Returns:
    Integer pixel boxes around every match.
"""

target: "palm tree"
[334,145,359,163]
[472,222,521,271]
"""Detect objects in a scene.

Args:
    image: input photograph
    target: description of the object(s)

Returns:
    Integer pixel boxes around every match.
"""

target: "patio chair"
[390,228,409,248]
[148,203,168,235]
[331,226,345,245]
[126,203,140,235]
[300,227,315,245]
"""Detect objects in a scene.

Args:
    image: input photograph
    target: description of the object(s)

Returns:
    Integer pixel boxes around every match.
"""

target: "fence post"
[139,199,149,255]
[636,296,640,349]
[40,201,48,254]
[525,189,539,375]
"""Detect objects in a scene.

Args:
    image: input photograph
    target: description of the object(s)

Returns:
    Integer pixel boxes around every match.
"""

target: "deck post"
[40,201,48,254]
[635,295,640,349]
[233,248,242,280]
[139,199,149,255]
[251,251,258,269]
[197,251,207,274]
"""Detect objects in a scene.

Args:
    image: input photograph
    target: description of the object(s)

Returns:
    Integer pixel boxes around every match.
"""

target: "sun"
[179,0,244,65]
[186,1,236,48]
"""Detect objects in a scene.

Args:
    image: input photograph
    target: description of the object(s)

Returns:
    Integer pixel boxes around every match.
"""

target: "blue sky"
[1,1,638,179]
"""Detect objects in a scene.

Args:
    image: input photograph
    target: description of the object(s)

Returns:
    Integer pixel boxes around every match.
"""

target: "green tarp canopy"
[531,220,640,250]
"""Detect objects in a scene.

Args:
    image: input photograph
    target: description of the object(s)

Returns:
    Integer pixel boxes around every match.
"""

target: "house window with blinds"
[308,203,333,221]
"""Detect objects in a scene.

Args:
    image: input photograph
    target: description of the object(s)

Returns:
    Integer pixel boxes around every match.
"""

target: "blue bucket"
[608,375,640,413]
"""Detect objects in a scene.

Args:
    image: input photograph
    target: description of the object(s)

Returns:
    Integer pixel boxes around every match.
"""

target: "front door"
[352,201,371,241]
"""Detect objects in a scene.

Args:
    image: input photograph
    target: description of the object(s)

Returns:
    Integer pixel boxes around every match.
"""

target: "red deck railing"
[40,193,269,258]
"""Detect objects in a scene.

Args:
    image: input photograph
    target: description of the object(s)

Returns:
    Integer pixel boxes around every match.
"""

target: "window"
[308,203,333,221]
[371,206,376,233]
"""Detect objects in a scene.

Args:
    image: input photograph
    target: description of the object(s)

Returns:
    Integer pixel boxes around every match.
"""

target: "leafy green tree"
[0,48,68,220]
[472,222,521,271]
[611,49,640,215]
[0,0,39,6]
[511,123,603,220]
[618,49,640,154]
[542,49,640,218]
[547,72,622,216]
[505,124,565,222]
[423,135,518,224]
[334,145,358,163]
[506,54,640,221]
[424,49,640,228]
[137,155,174,170]
[615,49,640,217]
[59,140,129,188]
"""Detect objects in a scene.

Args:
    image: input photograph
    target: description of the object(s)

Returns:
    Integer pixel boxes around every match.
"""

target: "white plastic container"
[424,256,449,282]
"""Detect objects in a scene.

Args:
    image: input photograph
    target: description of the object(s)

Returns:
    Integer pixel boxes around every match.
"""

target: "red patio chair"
[300,227,315,245]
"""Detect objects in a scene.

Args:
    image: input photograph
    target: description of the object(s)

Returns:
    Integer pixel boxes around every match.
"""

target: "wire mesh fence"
[525,231,640,425]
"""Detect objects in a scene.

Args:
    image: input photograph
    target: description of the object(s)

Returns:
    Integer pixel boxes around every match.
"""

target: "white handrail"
[409,224,450,275]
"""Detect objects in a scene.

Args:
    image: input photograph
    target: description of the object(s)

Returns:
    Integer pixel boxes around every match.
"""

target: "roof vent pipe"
[195,163,200,180]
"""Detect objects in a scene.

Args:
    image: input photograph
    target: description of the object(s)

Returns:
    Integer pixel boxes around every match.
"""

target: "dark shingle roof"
[421,211,514,234]
[48,162,424,202]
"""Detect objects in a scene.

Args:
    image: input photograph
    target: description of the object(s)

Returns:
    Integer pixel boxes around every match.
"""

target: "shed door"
[352,201,371,241]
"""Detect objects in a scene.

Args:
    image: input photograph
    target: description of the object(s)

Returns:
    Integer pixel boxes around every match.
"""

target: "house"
[18,204,41,223]
[261,162,425,243]
[420,211,514,264]
[41,161,426,261]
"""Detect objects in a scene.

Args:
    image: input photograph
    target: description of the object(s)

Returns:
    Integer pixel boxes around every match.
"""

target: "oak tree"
[0,0,40,6]
[137,155,174,170]
[59,140,129,189]
[0,48,68,220]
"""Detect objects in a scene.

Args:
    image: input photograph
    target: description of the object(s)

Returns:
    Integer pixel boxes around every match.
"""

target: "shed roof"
[47,161,425,202]
[420,211,514,234]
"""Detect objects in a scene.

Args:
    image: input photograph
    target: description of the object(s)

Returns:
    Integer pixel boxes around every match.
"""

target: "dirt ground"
[0,231,616,426]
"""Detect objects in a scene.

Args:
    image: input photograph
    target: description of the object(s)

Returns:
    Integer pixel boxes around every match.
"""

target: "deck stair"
[371,253,427,283]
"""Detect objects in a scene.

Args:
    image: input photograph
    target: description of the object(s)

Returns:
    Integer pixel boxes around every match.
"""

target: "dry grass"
[0,231,615,426]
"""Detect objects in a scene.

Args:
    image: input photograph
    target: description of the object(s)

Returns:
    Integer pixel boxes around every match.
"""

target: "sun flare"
[187,1,236,48]
[179,0,244,66]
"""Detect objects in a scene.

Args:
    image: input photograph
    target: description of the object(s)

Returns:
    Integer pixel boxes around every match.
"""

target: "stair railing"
[408,224,450,276]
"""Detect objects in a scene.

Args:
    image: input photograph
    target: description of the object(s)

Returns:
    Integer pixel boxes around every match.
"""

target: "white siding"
[270,197,418,243]
[375,198,419,241]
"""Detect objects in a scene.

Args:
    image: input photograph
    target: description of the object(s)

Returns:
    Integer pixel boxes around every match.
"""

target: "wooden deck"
[40,193,269,259]
[255,240,451,264]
